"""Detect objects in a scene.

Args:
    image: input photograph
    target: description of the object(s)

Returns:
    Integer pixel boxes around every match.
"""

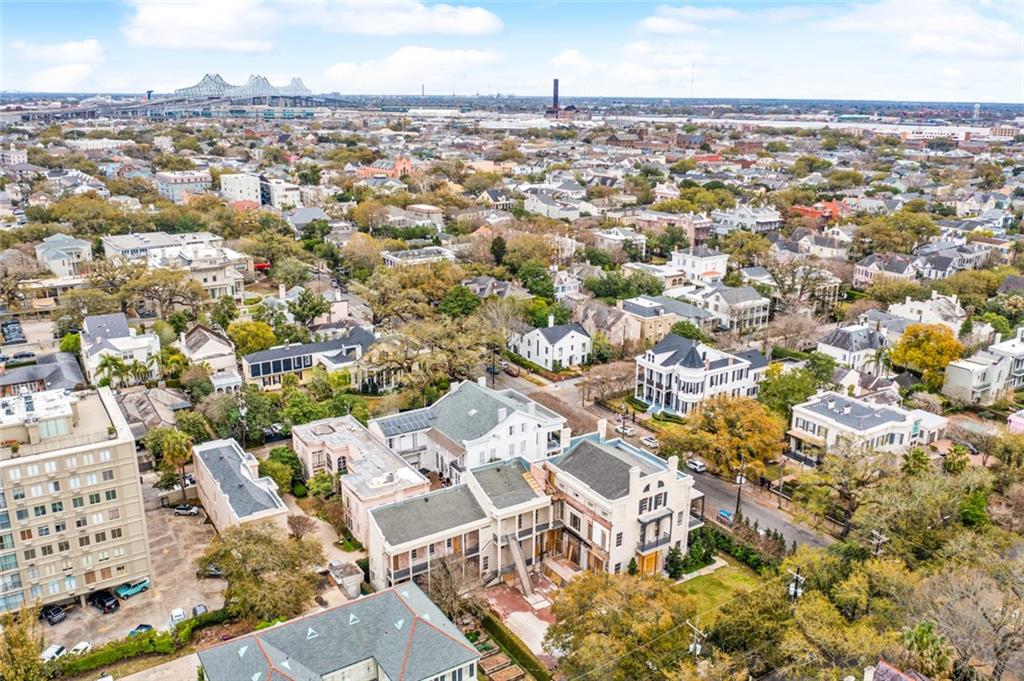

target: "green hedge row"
[652,411,686,425]
[700,526,779,574]
[55,608,231,677]
[481,611,552,681]
[625,396,649,412]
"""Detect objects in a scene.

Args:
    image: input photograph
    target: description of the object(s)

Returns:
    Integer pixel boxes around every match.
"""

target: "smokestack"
[553,78,559,110]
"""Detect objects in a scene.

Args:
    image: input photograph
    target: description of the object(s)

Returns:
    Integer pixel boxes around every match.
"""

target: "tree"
[287,288,330,326]
[196,520,324,622]
[259,458,293,492]
[901,447,931,477]
[661,395,784,478]
[176,410,211,445]
[0,250,38,310]
[0,603,45,681]
[489,235,507,265]
[161,430,194,504]
[286,513,317,540]
[306,470,335,499]
[517,258,555,298]
[281,388,329,428]
[268,446,304,483]
[709,582,792,676]
[864,276,927,304]
[669,320,714,345]
[209,295,238,330]
[425,555,484,623]
[901,621,953,681]
[59,332,80,355]
[437,284,481,318]
[227,320,277,356]
[545,573,695,681]
[130,268,205,315]
[665,545,685,579]
[852,210,940,259]
[270,257,311,289]
[96,354,127,387]
[757,364,820,420]
[915,561,1024,680]
[719,231,771,267]
[889,323,963,390]
[794,440,893,538]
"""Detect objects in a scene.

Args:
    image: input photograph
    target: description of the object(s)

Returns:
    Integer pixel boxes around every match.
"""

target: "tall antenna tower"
[973,103,980,122]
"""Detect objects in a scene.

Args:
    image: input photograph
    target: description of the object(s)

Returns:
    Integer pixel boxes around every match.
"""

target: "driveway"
[44,506,226,651]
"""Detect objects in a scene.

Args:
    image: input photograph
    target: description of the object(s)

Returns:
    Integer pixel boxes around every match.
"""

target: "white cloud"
[30,63,97,92]
[324,46,501,93]
[121,0,276,52]
[11,39,104,63]
[300,1,502,35]
[639,4,740,33]
[550,49,593,76]
[824,1,1021,59]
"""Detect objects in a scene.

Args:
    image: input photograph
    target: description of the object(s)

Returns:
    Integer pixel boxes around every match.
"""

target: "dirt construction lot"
[43,506,226,651]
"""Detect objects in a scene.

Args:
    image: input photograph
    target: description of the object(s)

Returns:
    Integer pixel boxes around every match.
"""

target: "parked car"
[169,609,187,628]
[87,590,119,614]
[40,644,66,663]
[69,641,92,655]
[40,604,66,625]
[717,508,734,525]
[686,459,707,473]
[98,675,114,681]
[128,624,153,637]
[503,364,520,377]
[12,351,36,361]
[192,603,208,617]
[614,424,636,436]
[640,436,659,449]
[115,578,150,599]
[173,504,199,516]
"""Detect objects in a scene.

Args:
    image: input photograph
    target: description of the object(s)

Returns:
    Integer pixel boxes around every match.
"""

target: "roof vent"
[349,612,359,625]
[237,645,248,658]
[281,660,291,670]
[251,673,261,681]
[395,618,405,630]
[306,626,318,640]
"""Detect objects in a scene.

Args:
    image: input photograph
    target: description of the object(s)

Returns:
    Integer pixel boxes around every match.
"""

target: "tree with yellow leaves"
[889,323,963,390]
[661,394,784,478]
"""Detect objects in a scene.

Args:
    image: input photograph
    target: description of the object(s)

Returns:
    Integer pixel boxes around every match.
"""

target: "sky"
[1,0,1023,102]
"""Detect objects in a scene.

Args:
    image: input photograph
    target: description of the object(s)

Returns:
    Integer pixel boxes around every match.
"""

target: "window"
[50,502,63,513]
[19,529,31,541]
[23,548,35,560]
[86,473,98,486]
[57,541,69,552]
[44,461,57,474]
[11,488,23,500]
[38,526,50,537]
[105,490,117,502]
[107,509,120,521]
[95,532,106,543]
[72,497,83,509]
[15,509,27,521]
[75,517,86,528]
[54,521,65,533]
[0,553,16,571]
[110,528,122,540]
[41,545,53,556]
[88,493,100,505]
[614,562,622,573]
[615,532,623,547]
[29,485,42,498]
[91,513,103,525]
[97,551,109,563]
[64,575,76,591]
[78,536,90,548]
[26,465,38,476]
[65,456,76,469]
[7,469,20,481]
[68,476,80,490]
[102,470,114,482]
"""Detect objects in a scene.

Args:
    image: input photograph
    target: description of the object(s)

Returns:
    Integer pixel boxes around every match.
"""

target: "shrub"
[291,482,308,497]
[481,611,552,681]
[174,608,232,645]
[356,557,370,582]
[699,526,778,573]
[625,396,649,412]
[56,630,176,676]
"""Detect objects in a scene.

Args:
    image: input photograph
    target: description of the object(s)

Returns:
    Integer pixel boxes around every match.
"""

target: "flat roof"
[371,485,486,546]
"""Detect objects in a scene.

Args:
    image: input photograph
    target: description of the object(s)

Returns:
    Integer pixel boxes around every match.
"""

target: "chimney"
[596,418,608,441]
[278,283,286,299]
[497,407,507,421]
[548,314,555,328]
[552,78,559,110]
[476,376,487,387]
[827,398,836,410]
[843,404,851,415]
[667,455,679,472]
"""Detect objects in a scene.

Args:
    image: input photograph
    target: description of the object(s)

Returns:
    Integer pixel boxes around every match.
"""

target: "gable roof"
[197,583,477,681]
[818,325,886,353]
[536,322,590,344]
[552,438,663,500]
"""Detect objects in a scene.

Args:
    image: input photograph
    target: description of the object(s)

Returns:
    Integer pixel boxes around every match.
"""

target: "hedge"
[175,607,232,645]
[481,611,551,681]
[625,396,649,412]
[55,630,176,676]
[699,526,779,574]
[652,411,686,425]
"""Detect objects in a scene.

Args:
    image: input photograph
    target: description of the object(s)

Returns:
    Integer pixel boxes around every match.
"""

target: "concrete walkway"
[675,556,729,584]
[282,494,366,564]
[118,653,199,681]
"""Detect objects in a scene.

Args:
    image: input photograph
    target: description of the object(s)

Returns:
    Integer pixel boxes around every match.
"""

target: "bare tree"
[286,514,317,540]
[581,361,636,403]
[761,313,821,351]
[914,562,1024,681]
[425,555,485,624]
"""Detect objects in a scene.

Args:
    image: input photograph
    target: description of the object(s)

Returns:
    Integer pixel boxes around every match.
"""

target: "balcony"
[465,544,480,557]
[688,514,705,530]
[388,567,410,582]
[636,534,672,554]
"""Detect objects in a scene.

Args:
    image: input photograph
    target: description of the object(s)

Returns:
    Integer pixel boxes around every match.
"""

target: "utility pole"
[685,620,707,660]
[787,568,805,601]
[869,530,889,557]
[733,453,746,519]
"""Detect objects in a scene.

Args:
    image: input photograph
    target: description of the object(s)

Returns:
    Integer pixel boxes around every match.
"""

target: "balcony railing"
[688,514,705,530]
[465,544,480,556]
[636,534,672,553]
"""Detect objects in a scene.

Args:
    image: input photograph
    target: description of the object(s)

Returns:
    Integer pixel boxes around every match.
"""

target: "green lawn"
[674,554,762,624]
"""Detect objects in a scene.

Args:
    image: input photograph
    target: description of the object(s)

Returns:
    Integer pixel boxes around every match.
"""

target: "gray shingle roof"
[537,322,589,344]
[818,325,886,352]
[471,459,542,509]
[197,583,478,681]
[81,313,131,354]
[802,392,905,431]
[243,327,375,364]
[0,352,84,390]
[194,440,283,519]
[552,439,662,500]
[649,334,705,369]
[370,484,486,545]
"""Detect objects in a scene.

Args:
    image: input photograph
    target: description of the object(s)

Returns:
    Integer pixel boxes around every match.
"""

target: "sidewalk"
[282,494,366,564]
[676,556,729,584]
[119,654,199,681]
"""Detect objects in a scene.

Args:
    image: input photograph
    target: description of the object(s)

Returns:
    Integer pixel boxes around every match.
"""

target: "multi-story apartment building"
[219,172,261,204]
[942,350,1012,405]
[0,388,151,612]
[259,177,301,210]
[197,583,479,681]
[368,379,569,483]
[0,145,28,167]
[101,231,223,261]
[81,313,161,387]
[710,205,783,233]
[634,334,766,415]
[592,227,648,259]
[291,416,430,545]
[616,295,714,345]
[34,233,93,277]
[155,170,212,203]
[788,391,948,463]
[989,327,1024,390]
[146,243,251,301]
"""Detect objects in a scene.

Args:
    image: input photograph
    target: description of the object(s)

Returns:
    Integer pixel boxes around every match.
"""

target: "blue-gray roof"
[370,484,486,545]
[471,459,543,509]
[802,392,906,431]
[552,438,663,500]
[197,583,478,681]
[194,440,283,519]
[243,327,375,365]
[537,322,589,344]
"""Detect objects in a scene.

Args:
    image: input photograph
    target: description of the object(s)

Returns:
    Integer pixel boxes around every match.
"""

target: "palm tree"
[868,346,890,377]
[160,430,194,504]
[96,355,127,387]
[127,360,150,386]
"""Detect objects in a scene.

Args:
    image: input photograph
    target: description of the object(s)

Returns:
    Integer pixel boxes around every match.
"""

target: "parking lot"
[43,504,226,651]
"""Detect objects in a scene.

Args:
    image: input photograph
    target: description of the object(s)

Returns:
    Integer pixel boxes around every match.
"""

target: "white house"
[816,325,889,376]
[219,173,261,204]
[81,313,161,386]
[788,391,948,463]
[710,204,783,233]
[684,284,771,332]
[34,233,93,277]
[510,318,592,371]
[634,334,767,415]
[942,350,1012,405]
[593,227,648,258]
[669,246,729,285]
